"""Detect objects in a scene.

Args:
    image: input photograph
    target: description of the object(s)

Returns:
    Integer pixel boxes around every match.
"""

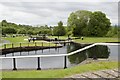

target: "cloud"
[0,2,118,26]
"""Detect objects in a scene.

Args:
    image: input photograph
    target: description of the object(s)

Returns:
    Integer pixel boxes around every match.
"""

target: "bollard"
[64,56,67,69]
[37,57,41,70]
[13,58,17,70]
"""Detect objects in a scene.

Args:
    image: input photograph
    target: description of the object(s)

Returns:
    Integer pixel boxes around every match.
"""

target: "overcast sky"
[0,1,119,26]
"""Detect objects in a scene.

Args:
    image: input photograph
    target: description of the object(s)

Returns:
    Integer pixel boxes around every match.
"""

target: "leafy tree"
[67,10,92,36]
[106,25,120,37]
[53,21,66,38]
[88,11,111,36]
[2,27,17,34]
[67,10,111,37]
[17,29,26,34]
[27,30,34,35]
[1,20,7,27]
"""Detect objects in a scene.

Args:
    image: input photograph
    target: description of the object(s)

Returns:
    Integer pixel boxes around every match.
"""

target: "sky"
[0,0,119,26]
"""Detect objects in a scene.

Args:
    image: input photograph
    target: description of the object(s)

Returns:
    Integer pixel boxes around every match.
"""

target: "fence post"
[49,41,50,47]
[56,43,57,47]
[64,56,67,69]
[4,44,6,49]
[13,58,17,70]
[12,43,14,48]
[64,41,66,46]
[42,42,43,47]
[20,43,21,47]
[49,41,50,51]
[42,42,43,53]
[55,43,57,50]
[37,57,41,70]
[35,42,37,47]
[28,42,29,47]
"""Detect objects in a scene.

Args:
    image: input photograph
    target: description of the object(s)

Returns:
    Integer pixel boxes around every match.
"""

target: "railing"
[0,43,119,70]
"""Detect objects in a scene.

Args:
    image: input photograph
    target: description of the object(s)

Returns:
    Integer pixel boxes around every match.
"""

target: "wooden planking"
[67,69,119,79]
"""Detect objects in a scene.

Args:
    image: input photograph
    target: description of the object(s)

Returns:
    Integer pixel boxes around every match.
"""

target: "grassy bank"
[2,36,28,43]
[2,61,118,78]
[49,36,118,43]
[1,37,56,49]
[74,37,118,43]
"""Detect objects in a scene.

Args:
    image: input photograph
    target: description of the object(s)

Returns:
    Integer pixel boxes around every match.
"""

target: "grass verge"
[74,37,118,43]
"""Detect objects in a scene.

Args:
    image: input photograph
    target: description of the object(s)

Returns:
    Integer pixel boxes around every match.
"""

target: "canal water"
[2,43,119,70]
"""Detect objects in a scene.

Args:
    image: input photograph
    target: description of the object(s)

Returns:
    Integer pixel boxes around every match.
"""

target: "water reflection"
[67,45,110,64]
[87,45,110,59]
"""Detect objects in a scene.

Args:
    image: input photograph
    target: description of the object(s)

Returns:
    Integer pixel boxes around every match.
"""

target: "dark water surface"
[2,43,118,70]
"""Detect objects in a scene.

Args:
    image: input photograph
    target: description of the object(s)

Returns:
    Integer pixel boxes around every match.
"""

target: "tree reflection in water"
[67,43,110,64]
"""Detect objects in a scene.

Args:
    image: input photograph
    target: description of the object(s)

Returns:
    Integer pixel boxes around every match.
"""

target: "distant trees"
[17,29,26,34]
[106,25,120,37]
[2,27,17,34]
[53,21,66,37]
[67,10,111,37]
[1,20,52,36]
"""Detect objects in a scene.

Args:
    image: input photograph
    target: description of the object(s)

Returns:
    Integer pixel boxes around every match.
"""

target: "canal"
[1,43,119,70]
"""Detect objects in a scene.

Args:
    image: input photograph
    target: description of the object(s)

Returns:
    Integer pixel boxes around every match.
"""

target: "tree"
[53,21,66,38]
[67,10,111,37]
[2,27,17,34]
[17,29,26,34]
[67,10,92,36]
[1,20,7,27]
[27,30,34,35]
[88,11,111,36]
